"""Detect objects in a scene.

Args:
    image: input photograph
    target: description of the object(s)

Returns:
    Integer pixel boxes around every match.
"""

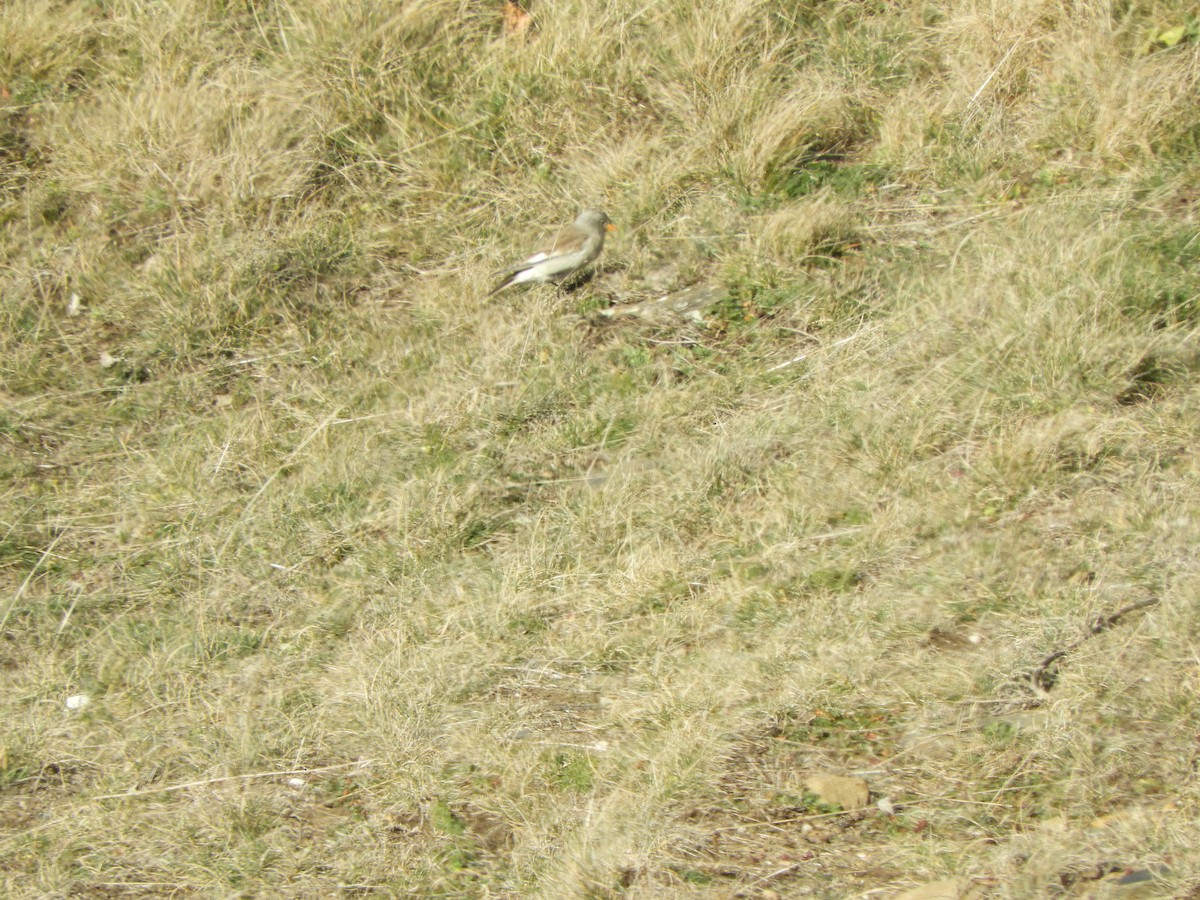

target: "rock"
[804,773,869,810]
[893,878,971,899]
[1106,866,1170,897]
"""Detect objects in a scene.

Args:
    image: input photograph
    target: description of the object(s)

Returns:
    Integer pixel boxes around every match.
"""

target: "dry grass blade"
[92,760,376,801]
[3,0,1200,896]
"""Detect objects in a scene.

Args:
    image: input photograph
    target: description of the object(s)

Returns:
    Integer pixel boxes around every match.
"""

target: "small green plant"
[429,800,467,836]
[674,867,713,885]
[1143,19,1200,53]
[547,751,595,793]
[799,567,863,593]
[981,720,1018,744]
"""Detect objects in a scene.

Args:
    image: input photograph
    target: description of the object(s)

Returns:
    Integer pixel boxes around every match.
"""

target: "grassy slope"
[3,0,1200,896]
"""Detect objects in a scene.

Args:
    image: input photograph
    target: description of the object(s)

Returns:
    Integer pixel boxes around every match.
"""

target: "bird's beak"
[605,223,617,232]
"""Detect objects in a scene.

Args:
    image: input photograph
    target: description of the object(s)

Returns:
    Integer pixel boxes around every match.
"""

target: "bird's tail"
[485,276,515,299]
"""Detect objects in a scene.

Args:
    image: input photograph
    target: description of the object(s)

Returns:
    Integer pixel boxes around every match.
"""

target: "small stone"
[66,292,83,317]
[1108,865,1170,897]
[140,253,166,273]
[877,796,897,815]
[805,773,870,810]
[65,694,90,710]
[893,878,969,899]
[287,777,306,789]
[99,352,119,369]
[1116,868,1155,885]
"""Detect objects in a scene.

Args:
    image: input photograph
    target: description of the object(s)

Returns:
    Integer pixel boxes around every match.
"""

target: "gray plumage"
[487,208,613,298]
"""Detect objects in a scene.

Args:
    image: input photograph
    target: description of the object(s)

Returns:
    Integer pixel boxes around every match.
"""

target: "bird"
[487,208,614,298]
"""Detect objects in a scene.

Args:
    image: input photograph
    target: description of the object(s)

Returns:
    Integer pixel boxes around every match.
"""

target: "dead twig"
[1031,597,1161,691]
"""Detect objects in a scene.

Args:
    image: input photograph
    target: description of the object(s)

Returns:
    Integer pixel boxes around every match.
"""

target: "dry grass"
[4,0,1200,896]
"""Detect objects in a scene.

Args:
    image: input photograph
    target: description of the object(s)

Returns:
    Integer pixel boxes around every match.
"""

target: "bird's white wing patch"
[509,265,545,287]
[522,252,550,265]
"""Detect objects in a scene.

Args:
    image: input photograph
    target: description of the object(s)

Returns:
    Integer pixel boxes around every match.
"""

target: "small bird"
[487,208,615,298]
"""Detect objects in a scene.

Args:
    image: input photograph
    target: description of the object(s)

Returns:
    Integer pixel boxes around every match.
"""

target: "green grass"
[3,0,1200,896]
